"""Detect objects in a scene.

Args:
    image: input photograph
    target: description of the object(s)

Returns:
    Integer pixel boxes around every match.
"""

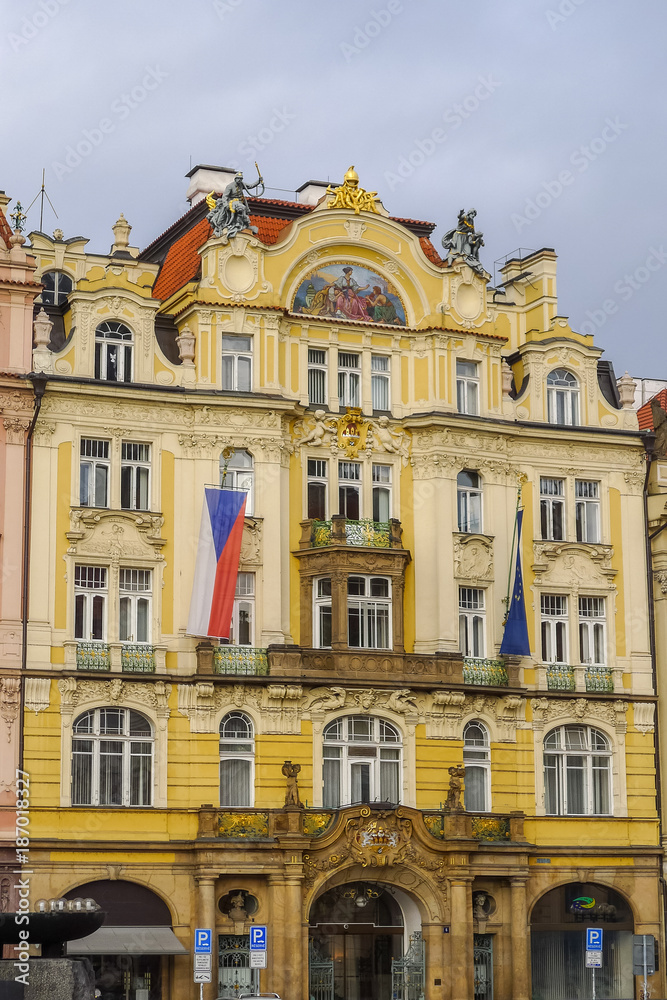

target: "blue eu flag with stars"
[500,508,531,656]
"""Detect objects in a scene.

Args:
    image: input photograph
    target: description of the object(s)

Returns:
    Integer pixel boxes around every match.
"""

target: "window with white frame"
[80,439,110,508]
[459,588,485,658]
[540,477,565,541]
[121,442,151,511]
[308,458,328,520]
[347,575,391,649]
[119,568,152,644]
[95,321,133,383]
[74,566,107,641]
[71,707,153,807]
[220,449,254,515]
[372,464,391,522]
[219,711,254,807]
[338,461,361,519]
[221,334,252,391]
[338,352,360,407]
[314,577,332,648]
[463,720,491,812]
[544,725,611,815]
[575,480,600,543]
[371,355,391,411]
[229,573,255,645]
[457,470,482,533]
[323,716,401,808]
[547,369,579,425]
[308,348,327,405]
[456,360,480,415]
[541,594,568,663]
[41,270,72,305]
[579,597,606,665]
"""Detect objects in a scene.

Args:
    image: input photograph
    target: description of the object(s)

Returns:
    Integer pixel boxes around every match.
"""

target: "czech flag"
[187,487,247,639]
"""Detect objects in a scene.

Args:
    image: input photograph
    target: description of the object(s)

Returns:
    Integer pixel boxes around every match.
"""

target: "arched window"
[72,708,153,806]
[457,470,482,533]
[547,369,579,425]
[543,725,611,815]
[219,712,255,807]
[220,449,254,515]
[463,720,490,812]
[95,321,133,382]
[322,715,401,808]
[40,270,72,305]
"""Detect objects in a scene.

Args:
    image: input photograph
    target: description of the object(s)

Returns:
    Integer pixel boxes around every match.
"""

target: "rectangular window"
[119,568,151,644]
[80,439,110,508]
[347,575,391,649]
[230,572,254,645]
[121,442,151,511]
[314,577,332,648]
[459,587,485,658]
[371,355,390,411]
[372,464,392,522]
[579,596,605,665]
[540,477,565,541]
[307,458,328,520]
[323,745,341,809]
[541,594,568,663]
[338,352,360,408]
[338,461,361,519]
[456,360,480,415]
[575,480,600,543]
[221,334,252,391]
[74,566,107,641]
[308,348,327,405]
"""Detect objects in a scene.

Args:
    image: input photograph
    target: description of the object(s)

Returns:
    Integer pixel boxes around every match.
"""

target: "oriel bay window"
[347,575,391,649]
[543,725,611,815]
[323,716,402,808]
[71,707,153,807]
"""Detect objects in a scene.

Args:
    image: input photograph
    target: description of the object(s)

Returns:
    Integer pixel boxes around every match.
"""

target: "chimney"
[295,180,340,206]
[186,164,239,206]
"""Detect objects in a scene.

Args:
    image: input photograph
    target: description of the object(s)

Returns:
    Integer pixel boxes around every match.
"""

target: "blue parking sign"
[586,928,603,951]
[195,928,212,953]
[250,925,267,950]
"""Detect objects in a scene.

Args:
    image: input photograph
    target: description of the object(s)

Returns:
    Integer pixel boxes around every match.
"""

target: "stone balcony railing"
[300,515,404,550]
[543,662,618,693]
[462,657,509,686]
[66,641,165,672]
[212,645,269,676]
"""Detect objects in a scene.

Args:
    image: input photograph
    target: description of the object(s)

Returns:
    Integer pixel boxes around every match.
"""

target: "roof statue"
[441,208,486,275]
[326,165,380,215]
[205,163,265,242]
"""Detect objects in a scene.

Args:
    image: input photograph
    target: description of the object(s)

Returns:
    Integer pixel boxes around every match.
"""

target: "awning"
[67,926,188,955]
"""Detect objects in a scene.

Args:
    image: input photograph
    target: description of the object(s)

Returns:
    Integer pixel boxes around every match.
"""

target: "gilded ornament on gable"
[327,166,380,215]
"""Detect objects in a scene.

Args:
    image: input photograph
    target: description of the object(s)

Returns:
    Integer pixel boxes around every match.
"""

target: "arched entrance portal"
[309,881,424,1000]
[530,881,634,1000]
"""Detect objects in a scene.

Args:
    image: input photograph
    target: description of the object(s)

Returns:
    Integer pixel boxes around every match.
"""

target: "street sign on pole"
[586,928,603,952]
[194,954,212,972]
[586,951,602,968]
[250,925,267,950]
[250,950,267,968]
[194,972,212,983]
[195,928,213,954]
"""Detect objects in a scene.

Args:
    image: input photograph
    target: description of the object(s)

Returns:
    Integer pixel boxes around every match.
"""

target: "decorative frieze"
[58,677,171,729]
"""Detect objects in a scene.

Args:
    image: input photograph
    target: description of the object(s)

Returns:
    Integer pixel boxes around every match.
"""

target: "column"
[330,569,347,650]
[449,878,473,1000]
[282,877,304,1000]
[422,922,445,1000]
[510,878,530,1000]
[196,875,217,1000]
[268,875,286,999]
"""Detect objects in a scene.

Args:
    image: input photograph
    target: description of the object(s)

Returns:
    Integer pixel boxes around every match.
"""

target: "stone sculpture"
[206,166,264,242]
[441,208,485,274]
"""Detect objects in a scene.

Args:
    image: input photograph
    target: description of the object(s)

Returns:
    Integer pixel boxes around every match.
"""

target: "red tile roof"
[0,205,13,248]
[250,215,292,245]
[152,217,211,301]
[419,237,445,267]
[638,389,667,430]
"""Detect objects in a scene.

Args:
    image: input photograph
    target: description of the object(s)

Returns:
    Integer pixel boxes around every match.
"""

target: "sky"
[2,0,665,377]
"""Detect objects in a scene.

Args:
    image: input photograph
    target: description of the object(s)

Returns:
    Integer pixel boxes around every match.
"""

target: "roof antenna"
[26,168,58,232]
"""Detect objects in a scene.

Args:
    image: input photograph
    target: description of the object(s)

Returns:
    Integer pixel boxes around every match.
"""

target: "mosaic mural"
[292,263,406,325]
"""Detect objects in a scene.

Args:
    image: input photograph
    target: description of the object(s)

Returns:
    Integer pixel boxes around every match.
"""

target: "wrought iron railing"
[121,643,156,672]
[311,518,390,547]
[463,657,508,686]
[546,663,576,691]
[585,665,613,693]
[213,645,269,675]
[471,816,510,841]
[76,641,110,671]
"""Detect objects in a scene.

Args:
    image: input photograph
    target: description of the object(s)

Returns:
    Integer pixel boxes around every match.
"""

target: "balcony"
[546,663,576,691]
[75,641,110,671]
[121,643,156,673]
[213,645,269,676]
[585,665,614,693]
[301,515,404,550]
[462,657,508,687]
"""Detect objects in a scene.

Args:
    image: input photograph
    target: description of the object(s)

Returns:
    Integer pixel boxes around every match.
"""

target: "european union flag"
[500,508,531,656]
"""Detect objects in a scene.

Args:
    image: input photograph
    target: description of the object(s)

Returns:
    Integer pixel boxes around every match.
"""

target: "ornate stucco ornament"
[346,807,412,867]
[327,166,380,215]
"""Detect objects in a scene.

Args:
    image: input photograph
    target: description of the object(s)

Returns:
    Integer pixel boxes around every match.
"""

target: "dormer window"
[95,321,133,383]
[40,270,72,305]
[547,369,579,425]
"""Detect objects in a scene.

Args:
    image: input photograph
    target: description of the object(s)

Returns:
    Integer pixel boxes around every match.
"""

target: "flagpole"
[502,475,527,626]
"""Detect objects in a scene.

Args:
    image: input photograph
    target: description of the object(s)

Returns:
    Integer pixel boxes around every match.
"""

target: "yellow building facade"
[17,168,661,1000]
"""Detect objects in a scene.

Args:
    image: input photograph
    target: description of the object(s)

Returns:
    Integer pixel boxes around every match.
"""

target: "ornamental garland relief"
[57,677,171,729]
[532,541,616,590]
[67,509,166,562]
